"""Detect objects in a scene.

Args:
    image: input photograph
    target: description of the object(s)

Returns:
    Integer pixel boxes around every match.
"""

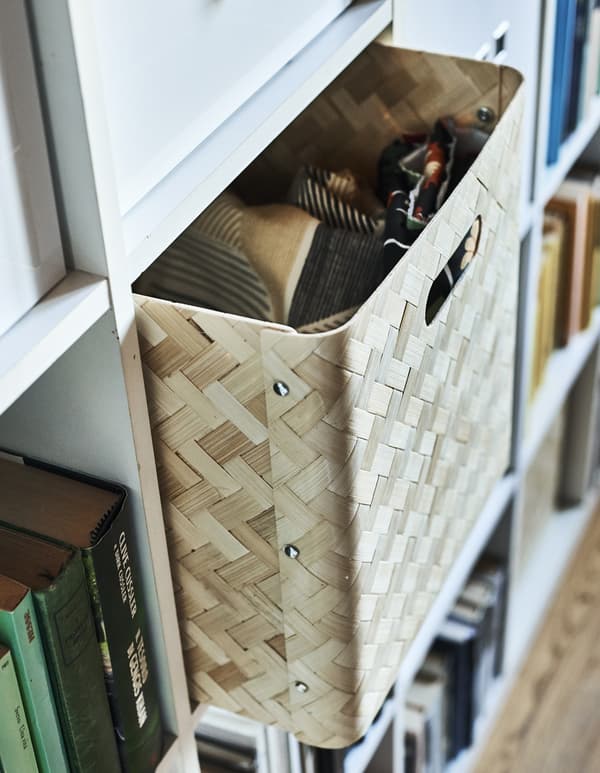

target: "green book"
[0,454,163,773]
[0,527,121,773]
[0,575,69,773]
[0,644,39,772]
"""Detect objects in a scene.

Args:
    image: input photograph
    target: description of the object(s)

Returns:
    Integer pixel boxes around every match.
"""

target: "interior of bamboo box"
[133,44,512,333]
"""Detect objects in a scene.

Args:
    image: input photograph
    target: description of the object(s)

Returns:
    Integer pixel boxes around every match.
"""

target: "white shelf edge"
[538,96,600,210]
[343,696,396,773]
[522,308,600,471]
[125,0,392,281]
[0,270,110,416]
[396,473,517,691]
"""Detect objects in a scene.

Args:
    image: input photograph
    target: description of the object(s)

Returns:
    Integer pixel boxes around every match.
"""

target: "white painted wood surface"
[0,0,65,336]
[0,271,109,415]
[90,0,352,214]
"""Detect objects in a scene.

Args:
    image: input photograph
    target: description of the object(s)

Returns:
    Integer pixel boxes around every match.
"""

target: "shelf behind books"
[523,307,600,470]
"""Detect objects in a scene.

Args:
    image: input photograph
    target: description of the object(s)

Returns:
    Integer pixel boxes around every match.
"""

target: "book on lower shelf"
[0,574,69,772]
[0,527,120,773]
[406,675,444,773]
[403,556,508,770]
[0,643,39,772]
[0,452,164,773]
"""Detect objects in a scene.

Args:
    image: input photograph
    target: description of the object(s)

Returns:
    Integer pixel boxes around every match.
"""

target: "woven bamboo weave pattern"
[135,45,524,747]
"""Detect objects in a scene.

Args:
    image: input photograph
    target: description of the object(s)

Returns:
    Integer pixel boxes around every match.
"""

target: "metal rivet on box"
[284,544,300,559]
[477,106,495,124]
[294,681,309,693]
[273,381,290,397]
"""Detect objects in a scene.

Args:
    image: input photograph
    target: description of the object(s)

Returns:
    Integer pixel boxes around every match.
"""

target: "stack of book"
[403,557,508,771]
[547,0,600,165]
[530,170,600,398]
[0,452,163,773]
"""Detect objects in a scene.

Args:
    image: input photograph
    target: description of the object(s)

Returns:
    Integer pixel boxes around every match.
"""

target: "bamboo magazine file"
[135,44,524,747]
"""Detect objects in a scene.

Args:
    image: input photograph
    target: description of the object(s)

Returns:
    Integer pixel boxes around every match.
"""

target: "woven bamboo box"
[134,44,523,747]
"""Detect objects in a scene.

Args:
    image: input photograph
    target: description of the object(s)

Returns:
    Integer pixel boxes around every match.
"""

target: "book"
[0,575,69,773]
[450,578,497,721]
[547,0,578,164]
[565,0,592,137]
[543,215,566,354]
[0,453,163,773]
[404,706,426,773]
[548,179,592,340]
[0,644,39,772]
[433,618,477,760]
[530,218,564,397]
[589,176,600,309]
[0,527,121,773]
[472,558,508,678]
[583,1,600,114]
[420,654,450,765]
[406,671,444,773]
[570,167,600,320]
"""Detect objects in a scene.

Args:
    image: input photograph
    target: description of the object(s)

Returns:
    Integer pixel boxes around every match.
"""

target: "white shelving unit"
[1,1,599,772]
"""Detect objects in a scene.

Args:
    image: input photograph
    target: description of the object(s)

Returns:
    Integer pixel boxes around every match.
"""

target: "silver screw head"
[294,681,309,693]
[477,106,495,124]
[273,381,290,397]
[284,544,300,559]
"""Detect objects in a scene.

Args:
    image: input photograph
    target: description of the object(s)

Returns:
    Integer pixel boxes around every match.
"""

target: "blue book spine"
[548,0,578,164]
[565,0,592,137]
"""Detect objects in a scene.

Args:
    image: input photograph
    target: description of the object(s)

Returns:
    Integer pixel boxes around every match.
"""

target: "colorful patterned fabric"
[410,119,456,225]
[287,165,384,235]
[135,191,383,330]
[378,119,457,274]
[135,117,472,331]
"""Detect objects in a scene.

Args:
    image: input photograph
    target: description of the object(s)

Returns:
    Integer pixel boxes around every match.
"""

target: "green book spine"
[0,592,69,773]
[84,505,163,772]
[0,647,39,773]
[32,551,121,773]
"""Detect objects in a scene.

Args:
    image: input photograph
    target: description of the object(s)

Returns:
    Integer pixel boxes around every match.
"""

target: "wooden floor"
[474,506,600,773]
